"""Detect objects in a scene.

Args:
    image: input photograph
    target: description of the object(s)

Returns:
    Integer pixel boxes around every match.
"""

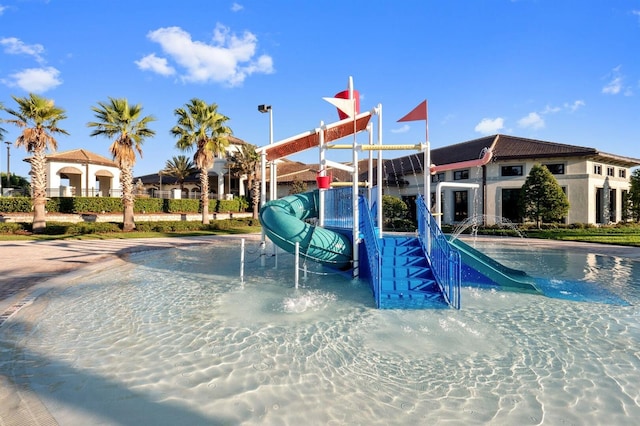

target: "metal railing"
[358,195,382,308]
[416,195,461,309]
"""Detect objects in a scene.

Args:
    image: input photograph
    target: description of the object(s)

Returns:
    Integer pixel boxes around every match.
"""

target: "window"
[619,169,627,178]
[544,163,565,175]
[593,164,602,175]
[501,188,521,223]
[431,172,445,183]
[453,190,468,222]
[607,167,615,177]
[453,169,469,180]
[501,165,523,176]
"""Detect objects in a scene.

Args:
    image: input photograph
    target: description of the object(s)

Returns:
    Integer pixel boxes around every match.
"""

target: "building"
[135,135,251,200]
[381,134,640,225]
[28,149,122,197]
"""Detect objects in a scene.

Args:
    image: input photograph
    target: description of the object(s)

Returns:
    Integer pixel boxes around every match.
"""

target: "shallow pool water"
[2,238,640,425]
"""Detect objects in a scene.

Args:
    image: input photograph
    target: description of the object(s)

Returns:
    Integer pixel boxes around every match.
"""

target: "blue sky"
[1,0,639,180]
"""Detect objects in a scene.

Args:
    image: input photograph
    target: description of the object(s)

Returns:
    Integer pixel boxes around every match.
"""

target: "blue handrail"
[358,195,382,308]
[416,195,461,309]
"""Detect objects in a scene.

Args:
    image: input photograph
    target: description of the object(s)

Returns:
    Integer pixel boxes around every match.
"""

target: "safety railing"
[358,195,382,308]
[416,195,461,309]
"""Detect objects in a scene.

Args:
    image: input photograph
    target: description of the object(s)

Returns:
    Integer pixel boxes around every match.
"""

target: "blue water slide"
[259,190,353,269]
[447,237,542,294]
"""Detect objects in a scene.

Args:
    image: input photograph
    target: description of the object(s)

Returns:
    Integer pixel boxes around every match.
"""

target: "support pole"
[240,238,245,283]
[294,242,300,289]
[376,104,383,238]
[318,121,326,227]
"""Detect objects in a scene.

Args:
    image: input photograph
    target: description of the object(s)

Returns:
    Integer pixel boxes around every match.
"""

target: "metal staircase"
[378,236,449,309]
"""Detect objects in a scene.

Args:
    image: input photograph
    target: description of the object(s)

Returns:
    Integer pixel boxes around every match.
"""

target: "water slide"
[447,237,542,294]
[259,190,353,270]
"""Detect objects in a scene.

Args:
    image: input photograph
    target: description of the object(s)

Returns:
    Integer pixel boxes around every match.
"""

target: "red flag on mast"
[397,100,428,122]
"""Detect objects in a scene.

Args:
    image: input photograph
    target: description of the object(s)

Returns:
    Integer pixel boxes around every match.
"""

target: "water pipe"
[430,148,493,174]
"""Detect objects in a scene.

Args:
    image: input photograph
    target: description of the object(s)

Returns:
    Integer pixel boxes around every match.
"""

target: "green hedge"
[165,199,200,213]
[0,196,250,214]
[0,197,32,213]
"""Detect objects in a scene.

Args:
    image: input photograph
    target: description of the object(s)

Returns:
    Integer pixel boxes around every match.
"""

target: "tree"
[289,176,307,195]
[227,144,260,219]
[0,173,31,195]
[87,98,156,231]
[629,168,640,222]
[163,155,196,192]
[3,94,69,232]
[520,164,569,228]
[171,99,231,225]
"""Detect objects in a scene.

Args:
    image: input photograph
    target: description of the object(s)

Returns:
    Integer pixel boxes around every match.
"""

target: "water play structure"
[257,77,539,309]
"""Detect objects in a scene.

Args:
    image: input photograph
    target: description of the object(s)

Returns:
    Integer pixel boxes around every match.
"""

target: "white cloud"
[602,65,624,95]
[0,37,45,63]
[3,66,62,93]
[231,3,243,12]
[564,100,585,112]
[518,112,545,129]
[135,53,176,76]
[602,76,622,94]
[633,10,640,24]
[0,5,7,15]
[474,117,504,135]
[141,24,274,87]
[391,124,410,134]
[541,104,561,114]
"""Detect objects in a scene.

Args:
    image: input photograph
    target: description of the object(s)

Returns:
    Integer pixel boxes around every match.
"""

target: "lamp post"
[258,104,275,201]
[5,141,11,190]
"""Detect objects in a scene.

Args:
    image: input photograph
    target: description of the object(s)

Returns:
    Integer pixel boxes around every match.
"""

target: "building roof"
[37,149,118,167]
[385,134,640,175]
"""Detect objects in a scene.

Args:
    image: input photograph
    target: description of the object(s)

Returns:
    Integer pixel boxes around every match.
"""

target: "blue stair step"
[375,235,449,309]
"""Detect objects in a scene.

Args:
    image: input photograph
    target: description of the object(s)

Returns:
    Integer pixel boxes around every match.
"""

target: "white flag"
[323,97,356,118]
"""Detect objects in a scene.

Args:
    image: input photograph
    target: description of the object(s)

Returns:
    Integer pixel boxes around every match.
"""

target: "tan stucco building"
[381,134,640,225]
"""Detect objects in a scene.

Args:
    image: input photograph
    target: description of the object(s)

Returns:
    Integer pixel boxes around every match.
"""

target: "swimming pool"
[2,236,640,425]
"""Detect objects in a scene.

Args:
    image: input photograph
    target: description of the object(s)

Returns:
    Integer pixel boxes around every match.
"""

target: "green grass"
[0,220,262,241]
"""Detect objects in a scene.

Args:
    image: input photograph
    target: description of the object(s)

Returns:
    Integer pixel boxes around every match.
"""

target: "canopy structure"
[256,111,373,161]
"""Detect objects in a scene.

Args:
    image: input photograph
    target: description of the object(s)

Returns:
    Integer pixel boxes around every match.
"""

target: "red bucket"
[316,175,332,189]
[334,90,360,120]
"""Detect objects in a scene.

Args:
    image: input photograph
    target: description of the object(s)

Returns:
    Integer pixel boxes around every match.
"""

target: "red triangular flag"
[398,100,428,122]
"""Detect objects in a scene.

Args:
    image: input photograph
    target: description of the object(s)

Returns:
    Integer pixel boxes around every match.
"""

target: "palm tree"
[163,155,197,192]
[227,144,261,219]
[3,94,68,232]
[171,98,231,225]
[87,97,156,231]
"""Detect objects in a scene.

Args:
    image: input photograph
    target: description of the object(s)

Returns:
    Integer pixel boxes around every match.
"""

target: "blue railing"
[416,195,461,309]
[358,196,382,308]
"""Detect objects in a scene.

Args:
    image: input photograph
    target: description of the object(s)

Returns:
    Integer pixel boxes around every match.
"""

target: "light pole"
[258,104,275,201]
[5,141,11,191]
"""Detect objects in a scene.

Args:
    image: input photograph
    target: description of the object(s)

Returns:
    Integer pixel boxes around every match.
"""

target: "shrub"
[0,197,32,213]
[134,198,163,214]
[0,222,27,233]
[165,199,199,213]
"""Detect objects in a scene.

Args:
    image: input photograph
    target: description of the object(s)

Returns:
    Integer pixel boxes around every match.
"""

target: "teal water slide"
[447,237,542,294]
[259,190,353,270]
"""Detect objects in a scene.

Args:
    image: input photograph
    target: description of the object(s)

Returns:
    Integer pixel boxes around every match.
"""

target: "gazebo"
[26,149,122,197]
